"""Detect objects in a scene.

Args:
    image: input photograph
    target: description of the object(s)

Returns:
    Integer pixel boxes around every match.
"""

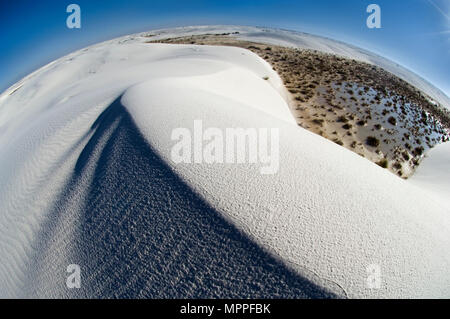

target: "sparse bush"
[402,152,410,161]
[377,158,388,168]
[387,116,397,126]
[356,120,366,126]
[337,115,348,123]
[313,119,324,126]
[414,146,424,156]
[366,136,380,147]
[342,124,352,130]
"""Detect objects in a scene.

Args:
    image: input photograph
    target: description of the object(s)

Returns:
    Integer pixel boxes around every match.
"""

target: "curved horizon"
[0,0,449,97]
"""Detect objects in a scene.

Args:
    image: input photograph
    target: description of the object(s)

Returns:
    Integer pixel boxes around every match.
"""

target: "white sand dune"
[410,142,450,206]
[0,26,449,298]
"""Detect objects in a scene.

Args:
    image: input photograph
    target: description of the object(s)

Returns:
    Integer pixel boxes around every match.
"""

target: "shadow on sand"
[28,96,336,298]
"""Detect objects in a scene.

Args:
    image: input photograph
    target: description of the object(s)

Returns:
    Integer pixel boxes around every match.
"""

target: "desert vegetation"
[148,34,450,178]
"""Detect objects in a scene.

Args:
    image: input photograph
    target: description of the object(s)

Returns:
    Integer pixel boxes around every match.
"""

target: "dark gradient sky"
[0,0,449,95]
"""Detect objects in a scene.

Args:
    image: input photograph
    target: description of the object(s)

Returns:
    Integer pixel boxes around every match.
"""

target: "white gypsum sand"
[0,26,448,298]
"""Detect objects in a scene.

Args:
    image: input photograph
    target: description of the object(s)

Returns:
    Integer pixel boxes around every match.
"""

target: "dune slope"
[24,97,332,298]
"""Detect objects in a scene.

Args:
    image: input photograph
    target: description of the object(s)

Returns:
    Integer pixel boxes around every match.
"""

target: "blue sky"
[0,0,449,95]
